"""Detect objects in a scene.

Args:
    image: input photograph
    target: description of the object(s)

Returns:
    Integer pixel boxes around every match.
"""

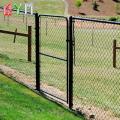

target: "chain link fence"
[1,6,120,119]
[72,17,120,120]
[0,9,36,89]
[39,15,68,102]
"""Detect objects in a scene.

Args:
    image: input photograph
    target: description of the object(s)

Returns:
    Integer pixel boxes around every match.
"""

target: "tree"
[75,0,83,13]
[93,1,98,10]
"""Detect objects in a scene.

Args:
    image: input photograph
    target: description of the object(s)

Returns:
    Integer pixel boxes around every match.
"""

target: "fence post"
[23,14,24,23]
[13,28,17,43]
[35,13,40,91]
[113,39,116,68]
[28,26,32,62]
[69,16,73,109]
[26,16,27,31]
[7,15,9,26]
[4,15,5,21]
[46,20,48,36]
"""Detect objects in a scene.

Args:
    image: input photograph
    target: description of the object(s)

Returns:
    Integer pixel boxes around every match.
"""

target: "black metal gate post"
[66,17,69,104]
[69,16,73,109]
[35,13,40,91]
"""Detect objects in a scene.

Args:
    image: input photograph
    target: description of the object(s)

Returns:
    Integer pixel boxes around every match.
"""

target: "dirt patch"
[0,65,36,88]
[74,104,119,120]
[0,65,119,120]
[0,65,66,100]
[66,0,120,17]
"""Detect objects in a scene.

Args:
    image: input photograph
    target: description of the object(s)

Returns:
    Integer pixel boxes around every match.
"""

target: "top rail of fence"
[0,6,37,15]
[39,14,68,20]
[72,16,120,25]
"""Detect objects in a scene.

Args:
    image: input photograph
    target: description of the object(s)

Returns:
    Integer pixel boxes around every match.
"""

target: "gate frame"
[36,14,70,104]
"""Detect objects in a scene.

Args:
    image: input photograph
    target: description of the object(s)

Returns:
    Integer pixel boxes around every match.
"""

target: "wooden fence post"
[113,39,116,68]
[28,26,32,62]
[13,28,17,43]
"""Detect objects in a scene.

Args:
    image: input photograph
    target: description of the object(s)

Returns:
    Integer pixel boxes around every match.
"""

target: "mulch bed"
[65,0,120,17]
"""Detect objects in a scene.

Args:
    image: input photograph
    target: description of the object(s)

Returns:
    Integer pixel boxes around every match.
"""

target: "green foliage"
[75,0,83,13]
[115,3,119,13]
[108,16,116,21]
[108,16,117,21]
[75,0,82,7]
[116,17,120,22]
[93,1,98,10]
[108,16,120,22]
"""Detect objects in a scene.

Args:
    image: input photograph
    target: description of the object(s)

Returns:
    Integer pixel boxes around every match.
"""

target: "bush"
[93,1,98,10]
[109,17,120,22]
[108,17,117,21]
[116,17,120,22]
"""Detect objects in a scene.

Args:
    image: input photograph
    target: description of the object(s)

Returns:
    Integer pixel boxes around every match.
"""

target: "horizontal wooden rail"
[0,29,29,37]
[0,26,32,62]
[116,47,120,49]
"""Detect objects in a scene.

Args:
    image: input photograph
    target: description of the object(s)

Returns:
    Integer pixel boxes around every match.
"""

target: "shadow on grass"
[79,13,86,16]
[112,0,120,3]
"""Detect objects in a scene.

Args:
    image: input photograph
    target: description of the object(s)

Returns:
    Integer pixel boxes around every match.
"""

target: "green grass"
[0,73,85,120]
[0,0,65,15]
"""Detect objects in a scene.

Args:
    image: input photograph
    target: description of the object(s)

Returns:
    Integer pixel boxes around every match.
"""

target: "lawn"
[0,73,85,120]
[0,0,65,15]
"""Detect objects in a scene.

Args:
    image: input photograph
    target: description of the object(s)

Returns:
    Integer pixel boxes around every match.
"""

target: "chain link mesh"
[0,9,36,89]
[39,16,68,101]
[73,18,120,119]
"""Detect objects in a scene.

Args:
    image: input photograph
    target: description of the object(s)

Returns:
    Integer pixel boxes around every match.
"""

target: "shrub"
[108,17,117,21]
[75,0,83,13]
[116,17,120,22]
[93,1,98,10]
[109,17,120,22]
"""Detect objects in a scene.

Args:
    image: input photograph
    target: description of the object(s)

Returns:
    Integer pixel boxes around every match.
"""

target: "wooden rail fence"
[0,26,32,62]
